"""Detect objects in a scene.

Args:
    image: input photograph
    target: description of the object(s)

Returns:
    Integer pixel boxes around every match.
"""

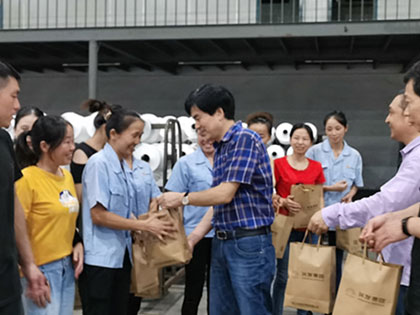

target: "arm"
[341,185,358,203]
[187,207,214,250]
[323,180,348,192]
[14,192,51,307]
[91,203,175,240]
[71,149,88,202]
[360,203,420,252]
[315,155,420,231]
[158,182,240,208]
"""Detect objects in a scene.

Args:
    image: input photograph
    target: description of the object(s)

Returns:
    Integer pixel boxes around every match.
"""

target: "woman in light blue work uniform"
[306,110,363,288]
[78,105,173,315]
[165,132,214,315]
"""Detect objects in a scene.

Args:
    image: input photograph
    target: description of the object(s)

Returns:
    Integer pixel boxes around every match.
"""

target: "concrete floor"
[73,284,322,315]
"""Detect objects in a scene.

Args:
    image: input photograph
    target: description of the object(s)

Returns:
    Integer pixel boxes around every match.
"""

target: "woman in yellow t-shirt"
[15,115,82,315]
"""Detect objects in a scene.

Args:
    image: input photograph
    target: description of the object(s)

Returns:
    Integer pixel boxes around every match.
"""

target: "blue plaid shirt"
[212,121,274,230]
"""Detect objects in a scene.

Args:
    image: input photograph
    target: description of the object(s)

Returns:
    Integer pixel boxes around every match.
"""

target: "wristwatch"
[182,192,190,206]
[401,216,413,237]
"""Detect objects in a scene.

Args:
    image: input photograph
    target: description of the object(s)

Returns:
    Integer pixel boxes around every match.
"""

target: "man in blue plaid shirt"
[158,84,275,315]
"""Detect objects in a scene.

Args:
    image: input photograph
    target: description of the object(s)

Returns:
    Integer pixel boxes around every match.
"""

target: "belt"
[215,226,270,240]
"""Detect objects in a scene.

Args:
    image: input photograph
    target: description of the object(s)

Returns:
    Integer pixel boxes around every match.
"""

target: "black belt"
[215,226,270,240]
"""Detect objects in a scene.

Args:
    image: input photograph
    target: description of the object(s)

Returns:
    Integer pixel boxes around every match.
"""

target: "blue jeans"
[23,256,75,315]
[210,233,275,315]
[272,230,315,315]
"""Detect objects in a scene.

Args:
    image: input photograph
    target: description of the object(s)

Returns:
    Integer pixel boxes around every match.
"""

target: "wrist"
[402,216,413,237]
[188,232,202,247]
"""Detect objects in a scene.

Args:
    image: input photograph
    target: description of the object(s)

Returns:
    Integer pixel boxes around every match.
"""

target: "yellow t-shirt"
[16,166,79,266]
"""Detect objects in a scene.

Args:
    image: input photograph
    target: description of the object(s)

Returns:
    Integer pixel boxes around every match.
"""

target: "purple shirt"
[322,135,420,286]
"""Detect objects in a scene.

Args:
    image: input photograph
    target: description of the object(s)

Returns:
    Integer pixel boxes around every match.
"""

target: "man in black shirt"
[361,60,420,315]
[0,61,50,314]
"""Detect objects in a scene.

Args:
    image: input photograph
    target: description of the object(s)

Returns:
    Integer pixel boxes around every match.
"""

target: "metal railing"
[0,0,419,30]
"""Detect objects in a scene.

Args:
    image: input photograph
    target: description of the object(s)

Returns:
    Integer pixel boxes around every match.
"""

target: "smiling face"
[385,95,409,141]
[197,131,214,155]
[248,122,271,144]
[190,105,224,142]
[290,127,312,155]
[111,119,144,159]
[0,77,20,128]
[48,124,75,166]
[325,117,348,146]
[404,79,420,132]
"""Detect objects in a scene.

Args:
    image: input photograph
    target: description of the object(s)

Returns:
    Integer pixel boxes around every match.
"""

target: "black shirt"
[70,142,97,184]
[0,129,22,306]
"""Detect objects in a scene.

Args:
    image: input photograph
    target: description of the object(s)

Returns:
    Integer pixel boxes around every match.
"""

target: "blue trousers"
[23,256,75,315]
[210,233,275,315]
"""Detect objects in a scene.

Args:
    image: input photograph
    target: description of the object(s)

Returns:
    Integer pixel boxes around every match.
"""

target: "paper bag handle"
[362,242,385,267]
[300,230,321,249]
[294,184,313,193]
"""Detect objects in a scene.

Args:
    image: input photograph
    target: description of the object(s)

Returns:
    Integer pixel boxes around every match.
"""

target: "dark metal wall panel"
[18,66,402,189]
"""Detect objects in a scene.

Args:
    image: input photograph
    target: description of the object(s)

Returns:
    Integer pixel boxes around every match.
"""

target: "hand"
[341,193,353,203]
[186,233,201,253]
[283,195,301,215]
[21,263,51,308]
[332,180,348,192]
[157,192,184,209]
[72,242,84,279]
[142,212,177,241]
[359,213,389,248]
[307,210,329,235]
[272,194,281,211]
[360,213,408,252]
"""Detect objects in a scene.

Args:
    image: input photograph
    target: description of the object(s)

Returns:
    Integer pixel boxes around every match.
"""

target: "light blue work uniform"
[165,147,214,237]
[82,143,135,268]
[124,158,161,217]
[306,139,364,207]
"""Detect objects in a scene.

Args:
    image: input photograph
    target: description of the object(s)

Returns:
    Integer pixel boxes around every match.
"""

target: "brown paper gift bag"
[332,246,402,315]
[271,213,293,259]
[284,231,336,314]
[336,227,363,255]
[290,184,323,229]
[140,206,192,268]
[130,232,161,298]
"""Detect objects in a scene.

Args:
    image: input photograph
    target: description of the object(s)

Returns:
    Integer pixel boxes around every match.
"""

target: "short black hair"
[323,111,347,128]
[404,61,420,97]
[14,106,44,130]
[0,61,20,89]
[290,123,314,143]
[105,105,142,138]
[184,84,235,120]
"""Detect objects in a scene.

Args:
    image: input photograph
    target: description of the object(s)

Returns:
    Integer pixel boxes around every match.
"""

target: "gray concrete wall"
[18,64,404,189]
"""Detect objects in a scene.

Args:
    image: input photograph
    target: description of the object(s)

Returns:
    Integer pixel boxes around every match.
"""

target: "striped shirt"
[212,121,274,230]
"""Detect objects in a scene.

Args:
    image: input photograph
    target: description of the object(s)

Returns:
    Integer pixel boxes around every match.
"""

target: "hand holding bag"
[284,230,336,314]
[271,208,293,259]
[332,244,402,315]
[290,184,323,229]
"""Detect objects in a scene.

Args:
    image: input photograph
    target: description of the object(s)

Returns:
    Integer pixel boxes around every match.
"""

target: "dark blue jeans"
[210,233,275,315]
[397,285,408,315]
[272,230,316,315]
